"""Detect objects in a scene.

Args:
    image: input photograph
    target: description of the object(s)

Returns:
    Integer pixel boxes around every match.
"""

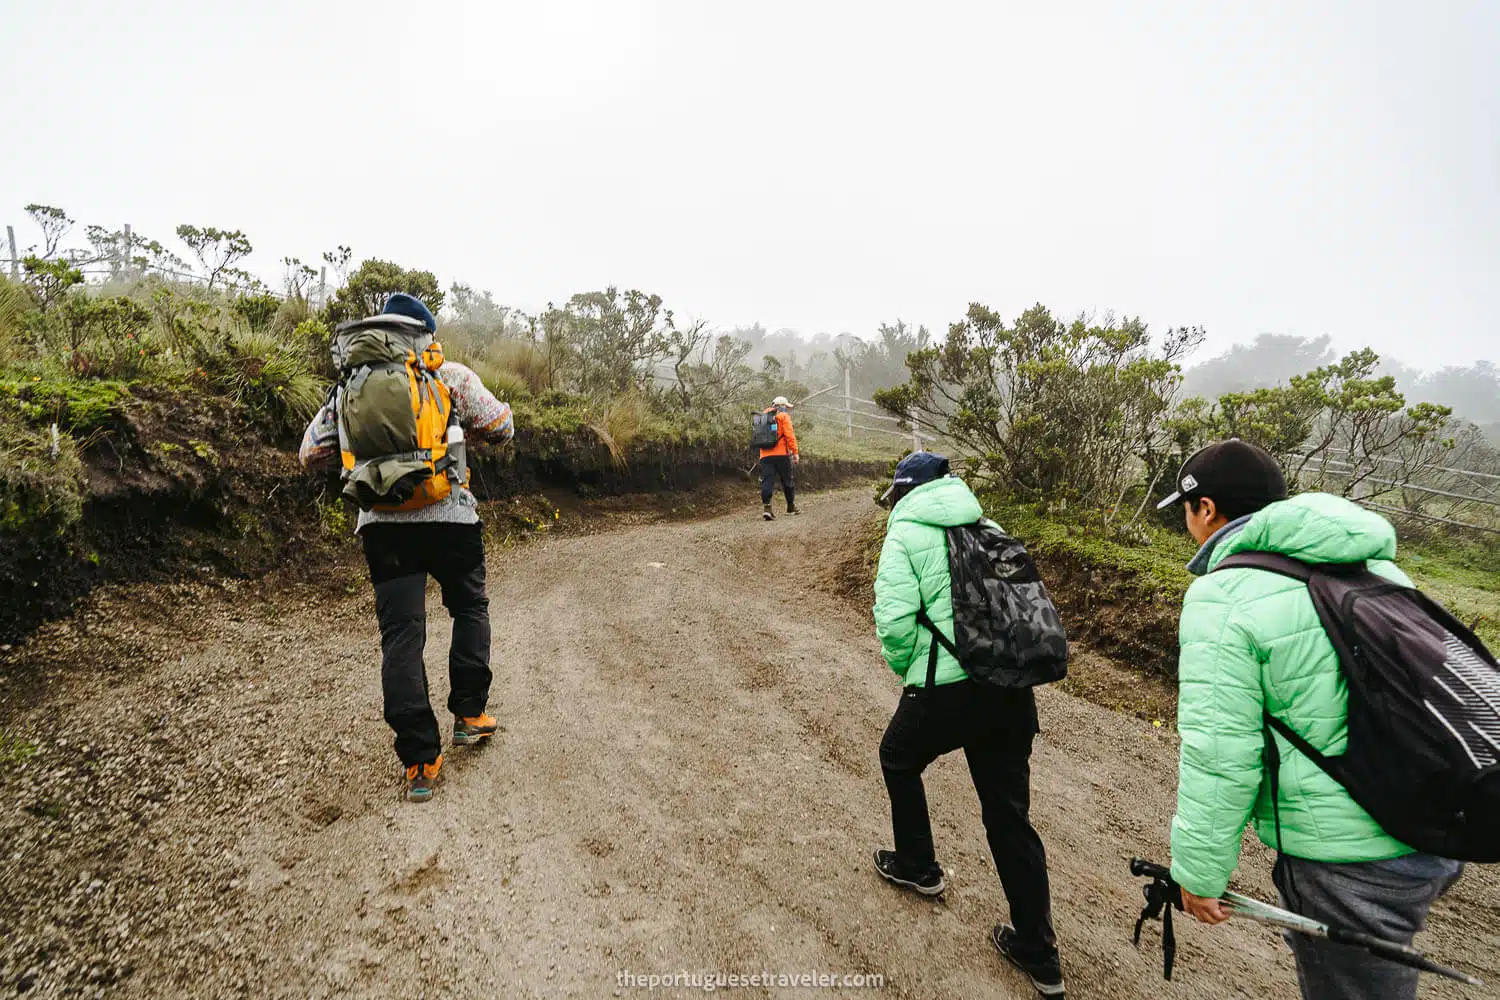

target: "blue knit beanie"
[382,293,437,333]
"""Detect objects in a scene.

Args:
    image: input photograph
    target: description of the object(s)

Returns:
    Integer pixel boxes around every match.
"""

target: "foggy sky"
[3,1,1496,369]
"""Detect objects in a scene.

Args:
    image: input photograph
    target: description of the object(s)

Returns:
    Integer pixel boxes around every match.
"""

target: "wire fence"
[5,218,327,304]
[1267,443,1500,534]
[643,367,941,454]
[2,256,326,305]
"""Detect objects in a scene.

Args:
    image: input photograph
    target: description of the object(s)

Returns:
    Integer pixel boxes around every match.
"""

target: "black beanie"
[1156,439,1288,519]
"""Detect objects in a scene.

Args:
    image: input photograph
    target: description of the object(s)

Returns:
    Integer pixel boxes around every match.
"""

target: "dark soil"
[1026,548,1184,679]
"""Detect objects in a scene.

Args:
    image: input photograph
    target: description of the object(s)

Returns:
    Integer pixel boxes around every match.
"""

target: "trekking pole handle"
[1130,857,1172,881]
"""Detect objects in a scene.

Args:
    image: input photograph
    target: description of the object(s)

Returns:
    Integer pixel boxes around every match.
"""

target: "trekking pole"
[1129,859,1482,987]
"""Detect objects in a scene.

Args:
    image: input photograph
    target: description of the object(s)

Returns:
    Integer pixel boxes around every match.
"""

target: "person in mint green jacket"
[871,452,1064,999]
[1161,439,1463,1000]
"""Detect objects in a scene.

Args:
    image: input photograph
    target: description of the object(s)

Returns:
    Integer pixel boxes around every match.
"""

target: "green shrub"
[318,498,350,535]
[233,292,282,332]
[146,282,221,357]
[590,392,649,467]
[486,339,553,395]
[291,317,334,375]
[0,377,130,433]
[464,355,533,403]
[273,296,313,335]
[0,408,86,536]
[0,277,31,366]
[47,295,175,380]
[200,330,328,438]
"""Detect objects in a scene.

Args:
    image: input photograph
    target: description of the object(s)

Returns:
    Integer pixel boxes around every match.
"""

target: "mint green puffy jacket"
[873,477,983,687]
[1170,493,1415,897]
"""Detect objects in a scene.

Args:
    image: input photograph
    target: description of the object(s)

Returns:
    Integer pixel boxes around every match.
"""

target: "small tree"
[281,257,320,303]
[666,326,759,412]
[321,245,353,286]
[22,256,83,310]
[78,225,188,278]
[665,319,714,409]
[448,283,513,328]
[878,303,1201,509]
[326,259,444,324]
[1167,348,1460,506]
[24,204,73,259]
[839,320,930,397]
[234,292,282,332]
[176,225,253,290]
[1285,349,1453,495]
[564,287,672,398]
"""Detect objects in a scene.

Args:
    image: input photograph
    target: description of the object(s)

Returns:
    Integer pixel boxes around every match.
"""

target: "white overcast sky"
[3,1,1497,368]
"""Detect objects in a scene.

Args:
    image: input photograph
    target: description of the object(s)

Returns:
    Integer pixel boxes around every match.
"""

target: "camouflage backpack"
[331,315,467,512]
[915,520,1069,688]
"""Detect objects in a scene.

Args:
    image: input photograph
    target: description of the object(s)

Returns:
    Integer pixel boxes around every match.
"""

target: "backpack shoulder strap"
[914,604,960,690]
[1212,551,1316,582]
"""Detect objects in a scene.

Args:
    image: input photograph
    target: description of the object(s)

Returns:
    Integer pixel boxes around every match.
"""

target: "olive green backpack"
[330,315,466,511]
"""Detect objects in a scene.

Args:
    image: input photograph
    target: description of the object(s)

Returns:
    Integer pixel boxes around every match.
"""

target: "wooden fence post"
[843,365,853,439]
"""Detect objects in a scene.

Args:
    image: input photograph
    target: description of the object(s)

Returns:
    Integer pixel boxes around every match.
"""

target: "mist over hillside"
[1180,332,1500,435]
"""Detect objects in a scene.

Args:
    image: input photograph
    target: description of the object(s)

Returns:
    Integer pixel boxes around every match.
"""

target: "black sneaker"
[787,506,800,516]
[762,504,775,521]
[991,924,1064,997]
[873,849,945,897]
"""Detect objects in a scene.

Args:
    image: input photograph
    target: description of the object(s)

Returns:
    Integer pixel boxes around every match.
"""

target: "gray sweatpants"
[1273,853,1464,1000]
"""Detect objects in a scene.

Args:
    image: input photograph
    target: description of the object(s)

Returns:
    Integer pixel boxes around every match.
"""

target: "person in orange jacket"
[759,395,800,520]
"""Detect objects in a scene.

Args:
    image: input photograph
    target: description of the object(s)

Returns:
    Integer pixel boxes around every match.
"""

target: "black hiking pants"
[361,522,492,767]
[880,679,1058,961]
[760,455,795,509]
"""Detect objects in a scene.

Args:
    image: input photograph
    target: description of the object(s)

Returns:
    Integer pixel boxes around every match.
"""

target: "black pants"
[760,455,795,508]
[361,522,492,766]
[880,680,1057,959]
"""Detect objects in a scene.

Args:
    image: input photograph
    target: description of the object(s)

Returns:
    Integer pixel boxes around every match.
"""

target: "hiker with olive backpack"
[870,452,1069,998]
[299,293,515,802]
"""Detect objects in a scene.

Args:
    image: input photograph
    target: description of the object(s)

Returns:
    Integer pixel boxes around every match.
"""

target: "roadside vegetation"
[869,302,1500,672]
[5,203,1497,655]
[0,203,914,641]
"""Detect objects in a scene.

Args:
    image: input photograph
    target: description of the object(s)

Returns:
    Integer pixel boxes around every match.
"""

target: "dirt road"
[2,488,1495,999]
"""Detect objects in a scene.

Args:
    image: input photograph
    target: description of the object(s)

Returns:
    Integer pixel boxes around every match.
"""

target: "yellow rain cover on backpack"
[331,316,462,512]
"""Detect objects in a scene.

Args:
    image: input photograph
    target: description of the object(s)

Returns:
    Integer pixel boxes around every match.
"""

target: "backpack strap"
[1212,551,1316,581]
[914,604,961,690]
[1217,548,1351,902]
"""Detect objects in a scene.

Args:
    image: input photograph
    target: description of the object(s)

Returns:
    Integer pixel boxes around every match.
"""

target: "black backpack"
[916,520,1069,689]
[1214,551,1500,863]
[750,411,782,449]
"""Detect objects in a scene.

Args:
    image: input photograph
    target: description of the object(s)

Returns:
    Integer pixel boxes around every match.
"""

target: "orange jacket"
[759,408,799,458]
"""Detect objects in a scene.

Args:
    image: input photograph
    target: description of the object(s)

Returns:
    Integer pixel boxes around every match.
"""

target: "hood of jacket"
[887,476,983,530]
[1209,492,1398,570]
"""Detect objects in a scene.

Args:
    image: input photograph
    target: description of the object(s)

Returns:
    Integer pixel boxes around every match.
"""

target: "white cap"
[771,396,792,408]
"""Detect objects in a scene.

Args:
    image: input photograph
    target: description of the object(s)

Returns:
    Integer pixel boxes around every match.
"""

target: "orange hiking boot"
[453,714,498,746]
[405,755,442,803]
